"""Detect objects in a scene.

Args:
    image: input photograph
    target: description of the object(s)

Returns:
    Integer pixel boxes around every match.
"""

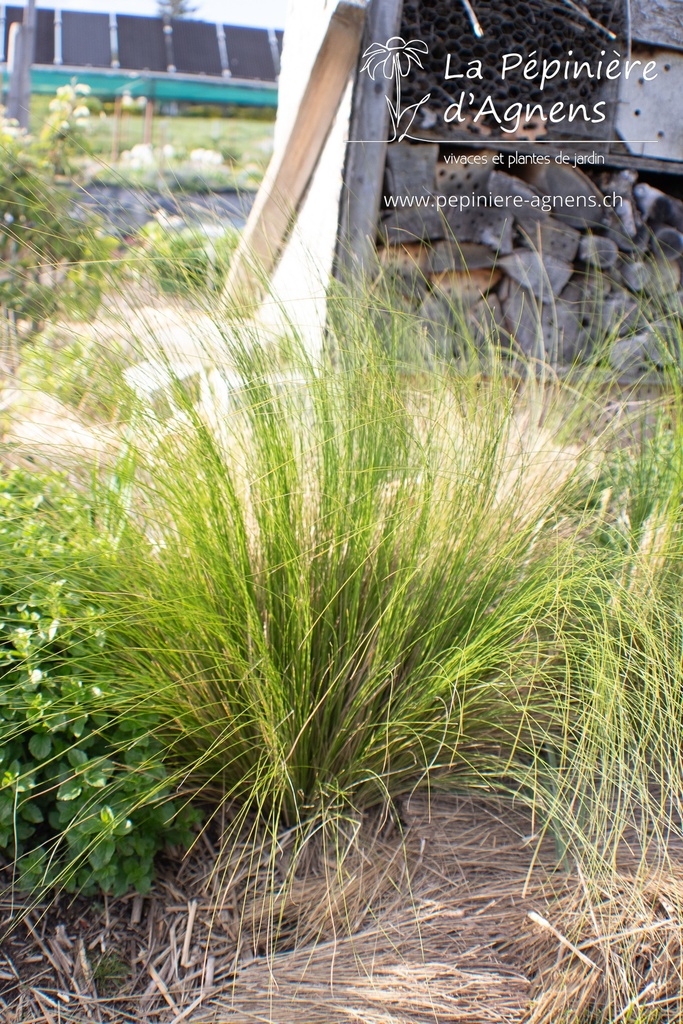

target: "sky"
[28,0,287,28]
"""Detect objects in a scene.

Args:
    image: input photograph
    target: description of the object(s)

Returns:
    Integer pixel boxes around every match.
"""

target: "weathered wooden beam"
[335,0,405,278]
[224,0,367,305]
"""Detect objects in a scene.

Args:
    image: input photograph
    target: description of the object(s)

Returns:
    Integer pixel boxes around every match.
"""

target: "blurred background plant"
[0,103,119,350]
[39,82,93,176]
[138,215,239,294]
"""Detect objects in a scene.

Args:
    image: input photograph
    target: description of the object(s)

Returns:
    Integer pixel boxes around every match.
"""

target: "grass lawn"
[30,93,275,185]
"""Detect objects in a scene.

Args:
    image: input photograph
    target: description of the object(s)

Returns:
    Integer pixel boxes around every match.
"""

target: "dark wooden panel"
[3,7,54,64]
[224,25,276,81]
[117,14,166,72]
[62,11,111,67]
[171,18,222,76]
[35,8,54,64]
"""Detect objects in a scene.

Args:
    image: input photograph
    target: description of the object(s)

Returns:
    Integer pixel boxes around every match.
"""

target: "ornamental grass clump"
[86,318,599,848]
[86,289,683,893]
[8,268,683,1018]
[8,275,683,906]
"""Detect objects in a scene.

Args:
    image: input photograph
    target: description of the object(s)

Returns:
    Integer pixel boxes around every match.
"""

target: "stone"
[385,142,438,196]
[610,331,667,373]
[621,260,650,292]
[433,158,514,251]
[418,290,505,363]
[648,257,681,296]
[435,158,515,252]
[634,184,683,231]
[653,226,683,258]
[525,163,606,230]
[498,249,573,300]
[488,170,548,224]
[379,207,446,245]
[578,234,619,269]
[496,274,512,303]
[502,284,590,364]
[418,292,458,361]
[665,291,683,317]
[519,218,581,262]
[633,183,664,220]
[479,216,514,255]
[560,273,610,306]
[466,295,505,348]
[559,277,610,338]
[650,317,683,357]
[430,267,502,305]
[599,170,640,243]
[600,290,642,336]
[606,221,650,255]
[443,204,514,252]
[611,200,639,242]
[427,241,496,274]
[546,301,591,364]
[503,286,542,357]
[599,168,637,198]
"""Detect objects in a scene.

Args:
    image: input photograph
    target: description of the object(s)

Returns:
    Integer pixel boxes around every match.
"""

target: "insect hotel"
[227,0,683,376]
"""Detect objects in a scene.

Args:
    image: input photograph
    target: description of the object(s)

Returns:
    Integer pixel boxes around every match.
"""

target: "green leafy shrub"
[39,82,93,176]
[22,331,134,424]
[0,470,198,894]
[138,219,238,294]
[0,106,118,333]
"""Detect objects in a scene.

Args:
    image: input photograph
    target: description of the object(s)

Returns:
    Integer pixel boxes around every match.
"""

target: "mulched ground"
[3,796,682,1023]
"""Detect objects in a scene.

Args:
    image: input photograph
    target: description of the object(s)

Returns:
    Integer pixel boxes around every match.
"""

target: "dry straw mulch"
[2,795,682,1023]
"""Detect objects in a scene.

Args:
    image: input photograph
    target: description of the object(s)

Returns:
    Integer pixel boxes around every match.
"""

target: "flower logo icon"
[360,36,431,142]
[361,36,428,79]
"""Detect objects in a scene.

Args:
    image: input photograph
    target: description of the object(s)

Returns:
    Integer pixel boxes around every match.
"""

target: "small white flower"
[189,147,223,166]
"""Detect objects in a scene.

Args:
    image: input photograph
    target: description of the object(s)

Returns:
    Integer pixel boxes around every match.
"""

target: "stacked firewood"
[377,143,683,376]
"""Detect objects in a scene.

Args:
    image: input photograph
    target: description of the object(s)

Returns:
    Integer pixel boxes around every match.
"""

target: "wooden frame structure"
[225,0,683,352]
[224,0,401,345]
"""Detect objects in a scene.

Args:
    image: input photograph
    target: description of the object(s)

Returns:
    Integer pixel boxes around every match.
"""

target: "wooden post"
[143,96,154,147]
[224,0,367,305]
[336,0,404,279]
[6,0,35,130]
[122,101,129,154]
[111,95,122,162]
